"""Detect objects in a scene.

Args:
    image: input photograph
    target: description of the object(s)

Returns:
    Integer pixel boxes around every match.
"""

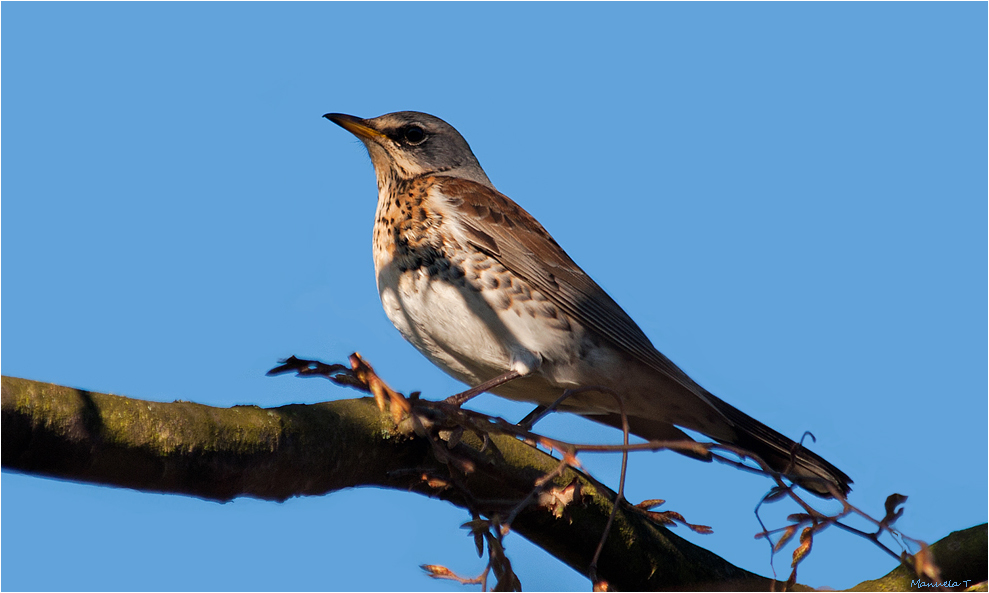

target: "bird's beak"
[323,113,387,141]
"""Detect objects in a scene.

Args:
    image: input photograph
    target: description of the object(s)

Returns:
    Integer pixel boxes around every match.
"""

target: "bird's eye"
[403,125,426,145]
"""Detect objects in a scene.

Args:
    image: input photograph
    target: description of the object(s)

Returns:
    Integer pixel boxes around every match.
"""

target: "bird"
[323,110,851,497]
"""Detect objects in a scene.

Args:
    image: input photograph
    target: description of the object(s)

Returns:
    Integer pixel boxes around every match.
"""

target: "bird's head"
[324,111,493,190]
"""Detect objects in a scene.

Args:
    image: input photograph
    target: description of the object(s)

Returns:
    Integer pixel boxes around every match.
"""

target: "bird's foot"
[444,370,523,406]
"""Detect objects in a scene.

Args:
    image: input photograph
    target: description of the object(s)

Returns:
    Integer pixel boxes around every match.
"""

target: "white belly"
[375,256,593,405]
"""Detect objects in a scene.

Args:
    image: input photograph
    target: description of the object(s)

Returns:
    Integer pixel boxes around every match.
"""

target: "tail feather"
[584,402,851,497]
[706,394,852,497]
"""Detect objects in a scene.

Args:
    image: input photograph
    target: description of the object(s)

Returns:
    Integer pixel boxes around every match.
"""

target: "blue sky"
[2,3,985,591]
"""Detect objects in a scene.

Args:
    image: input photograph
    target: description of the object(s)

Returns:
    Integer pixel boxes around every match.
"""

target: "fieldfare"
[324,111,851,497]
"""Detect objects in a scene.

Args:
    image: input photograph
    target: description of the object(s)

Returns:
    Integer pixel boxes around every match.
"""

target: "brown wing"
[436,176,853,497]
[436,176,708,399]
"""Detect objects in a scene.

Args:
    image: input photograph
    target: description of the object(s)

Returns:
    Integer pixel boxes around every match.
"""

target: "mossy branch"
[2,374,985,591]
[0,374,779,590]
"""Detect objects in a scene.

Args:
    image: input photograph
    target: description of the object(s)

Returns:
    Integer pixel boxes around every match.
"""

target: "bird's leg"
[517,386,604,430]
[444,370,523,407]
[517,405,549,430]
[516,387,581,430]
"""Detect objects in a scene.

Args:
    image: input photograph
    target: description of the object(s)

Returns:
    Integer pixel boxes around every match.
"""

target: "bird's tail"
[585,401,851,498]
[704,394,852,497]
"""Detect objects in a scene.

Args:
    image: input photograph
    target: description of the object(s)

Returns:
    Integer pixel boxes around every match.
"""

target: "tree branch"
[2,374,783,590]
[4,375,985,591]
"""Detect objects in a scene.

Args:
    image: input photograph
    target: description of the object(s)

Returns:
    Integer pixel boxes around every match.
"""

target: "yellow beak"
[323,113,387,141]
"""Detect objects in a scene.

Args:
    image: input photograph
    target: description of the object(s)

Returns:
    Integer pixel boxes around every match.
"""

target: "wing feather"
[435,177,852,496]
[437,177,705,397]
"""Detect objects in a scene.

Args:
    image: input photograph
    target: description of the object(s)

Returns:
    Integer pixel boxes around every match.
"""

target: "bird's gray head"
[324,111,493,190]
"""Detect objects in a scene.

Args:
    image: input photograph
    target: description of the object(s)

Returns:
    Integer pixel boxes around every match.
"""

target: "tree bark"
[2,375,984,591]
